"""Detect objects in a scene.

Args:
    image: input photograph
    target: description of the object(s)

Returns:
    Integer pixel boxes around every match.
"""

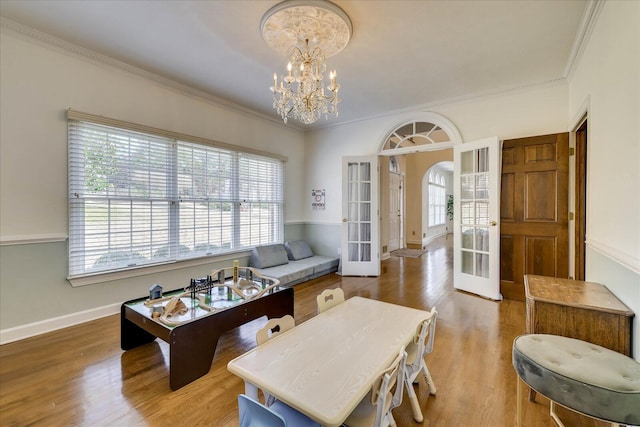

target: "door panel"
[453,137,502,300]
[388,172,401,252]
[341,156,380,276]
[500,133,569,301]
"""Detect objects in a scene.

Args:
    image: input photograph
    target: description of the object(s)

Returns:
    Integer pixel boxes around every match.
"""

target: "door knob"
[342,218,348,222]
[489,221,497,226]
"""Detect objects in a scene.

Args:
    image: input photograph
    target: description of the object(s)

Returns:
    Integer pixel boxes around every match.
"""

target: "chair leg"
[516,376,523,427]
[550,401,566,427]
[405,379,424,423]
[421,361,437,395]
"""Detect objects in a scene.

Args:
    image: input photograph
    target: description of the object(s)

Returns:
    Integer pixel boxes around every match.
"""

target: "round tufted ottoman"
[512,334,640,427]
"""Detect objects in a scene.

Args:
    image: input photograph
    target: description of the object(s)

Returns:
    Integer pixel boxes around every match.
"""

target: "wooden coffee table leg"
[169,327,220,390]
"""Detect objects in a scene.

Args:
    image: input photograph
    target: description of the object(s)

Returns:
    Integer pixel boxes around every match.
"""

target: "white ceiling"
[0,0,588,129]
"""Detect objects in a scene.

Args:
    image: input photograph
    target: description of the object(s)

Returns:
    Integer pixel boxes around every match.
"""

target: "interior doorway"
[378,114,461,261]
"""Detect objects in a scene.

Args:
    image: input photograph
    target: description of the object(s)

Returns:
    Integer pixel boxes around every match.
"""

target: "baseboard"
[0,303,120,345]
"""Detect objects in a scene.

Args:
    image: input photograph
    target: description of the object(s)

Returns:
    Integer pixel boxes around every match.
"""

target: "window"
[428,171,446,227]
[68,116,284,277]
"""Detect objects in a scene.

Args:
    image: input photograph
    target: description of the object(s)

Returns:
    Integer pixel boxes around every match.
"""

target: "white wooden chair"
[256,315,296,406]
[316,288,345,313]
[403,307,437,422]
[343,346,407,427]
[256,315,295,345]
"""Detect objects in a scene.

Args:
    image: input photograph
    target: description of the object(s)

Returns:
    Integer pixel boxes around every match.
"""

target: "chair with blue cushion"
[238,394,320,427]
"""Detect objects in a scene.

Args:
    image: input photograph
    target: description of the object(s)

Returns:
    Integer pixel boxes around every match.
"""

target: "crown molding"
[0,17,305,132]
[310,76,568,132]
[563,0,605,79]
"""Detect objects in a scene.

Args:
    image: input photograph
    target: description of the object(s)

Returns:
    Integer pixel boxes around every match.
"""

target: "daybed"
[249,240,339,287]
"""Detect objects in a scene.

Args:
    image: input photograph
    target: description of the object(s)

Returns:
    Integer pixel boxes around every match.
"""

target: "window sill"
[67,250,253,287]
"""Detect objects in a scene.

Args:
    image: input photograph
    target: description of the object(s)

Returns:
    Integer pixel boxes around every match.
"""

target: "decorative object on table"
[163,297,188,319]
[149,283,163,300]
[261,0,352,125]
[233,259,239,283]
[143,266,281,327]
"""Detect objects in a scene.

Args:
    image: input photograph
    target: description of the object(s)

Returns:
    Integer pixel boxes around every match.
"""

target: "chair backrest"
[370,346,407,425]
[413,307,438,360]
[256,315,295,346]
[316,288,345,313]
[238,394,286,427]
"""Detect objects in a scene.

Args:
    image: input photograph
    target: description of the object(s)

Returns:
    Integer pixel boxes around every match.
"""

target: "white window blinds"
[68,118,284,277]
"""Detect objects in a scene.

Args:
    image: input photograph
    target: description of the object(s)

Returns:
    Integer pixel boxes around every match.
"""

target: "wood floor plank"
[0,236,604,426]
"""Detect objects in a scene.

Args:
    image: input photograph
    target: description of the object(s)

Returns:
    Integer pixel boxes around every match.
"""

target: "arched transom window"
[379,113,462,156]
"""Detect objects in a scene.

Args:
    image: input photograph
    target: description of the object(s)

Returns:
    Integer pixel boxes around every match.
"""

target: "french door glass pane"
[476,253,489,278]
[360,243,371,261]
[462,227,474,249]
[475,227,489,252]
[348,243,359,261]
[360,203,371,221]
[461,175,474,199]
[461,151,473,174]
[360,223,371,242]
[348,223,358,240]
[462,251,473,274]
[477,147,489,173]
[359,162,371,181]
[476,173,489,199]
[461,201,474,225]
[360,183,371,202]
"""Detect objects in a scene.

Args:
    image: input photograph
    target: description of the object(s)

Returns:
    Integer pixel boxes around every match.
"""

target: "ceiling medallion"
[260,0,352,125]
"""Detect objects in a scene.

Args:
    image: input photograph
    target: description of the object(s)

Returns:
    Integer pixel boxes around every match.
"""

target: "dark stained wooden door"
[500,133,569,301]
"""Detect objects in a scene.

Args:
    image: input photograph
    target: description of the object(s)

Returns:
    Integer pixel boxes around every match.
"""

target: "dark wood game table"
[121,284,294,390]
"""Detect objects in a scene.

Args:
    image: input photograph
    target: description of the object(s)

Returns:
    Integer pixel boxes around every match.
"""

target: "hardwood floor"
[0,236,601,426]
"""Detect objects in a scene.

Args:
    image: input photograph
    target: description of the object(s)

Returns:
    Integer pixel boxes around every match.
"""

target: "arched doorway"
[422,162,453,245]
[378,113,461,258]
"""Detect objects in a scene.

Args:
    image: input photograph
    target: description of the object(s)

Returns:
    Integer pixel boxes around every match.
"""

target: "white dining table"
[227,296,432,427]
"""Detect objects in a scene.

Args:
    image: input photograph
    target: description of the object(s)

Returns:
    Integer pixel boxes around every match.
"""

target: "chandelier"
[260,1,352,125]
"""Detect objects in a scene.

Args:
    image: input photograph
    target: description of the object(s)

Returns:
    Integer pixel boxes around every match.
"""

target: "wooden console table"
[524,275,634,357]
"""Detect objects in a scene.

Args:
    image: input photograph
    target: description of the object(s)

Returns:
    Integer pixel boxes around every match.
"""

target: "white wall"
[568,0,640,358]
[304,83,569,226]
[0,28,306,339]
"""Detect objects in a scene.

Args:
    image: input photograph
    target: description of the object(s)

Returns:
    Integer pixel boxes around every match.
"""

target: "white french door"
[453,137,502,300]
[388,172,402,253]
[341,156,380,276]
